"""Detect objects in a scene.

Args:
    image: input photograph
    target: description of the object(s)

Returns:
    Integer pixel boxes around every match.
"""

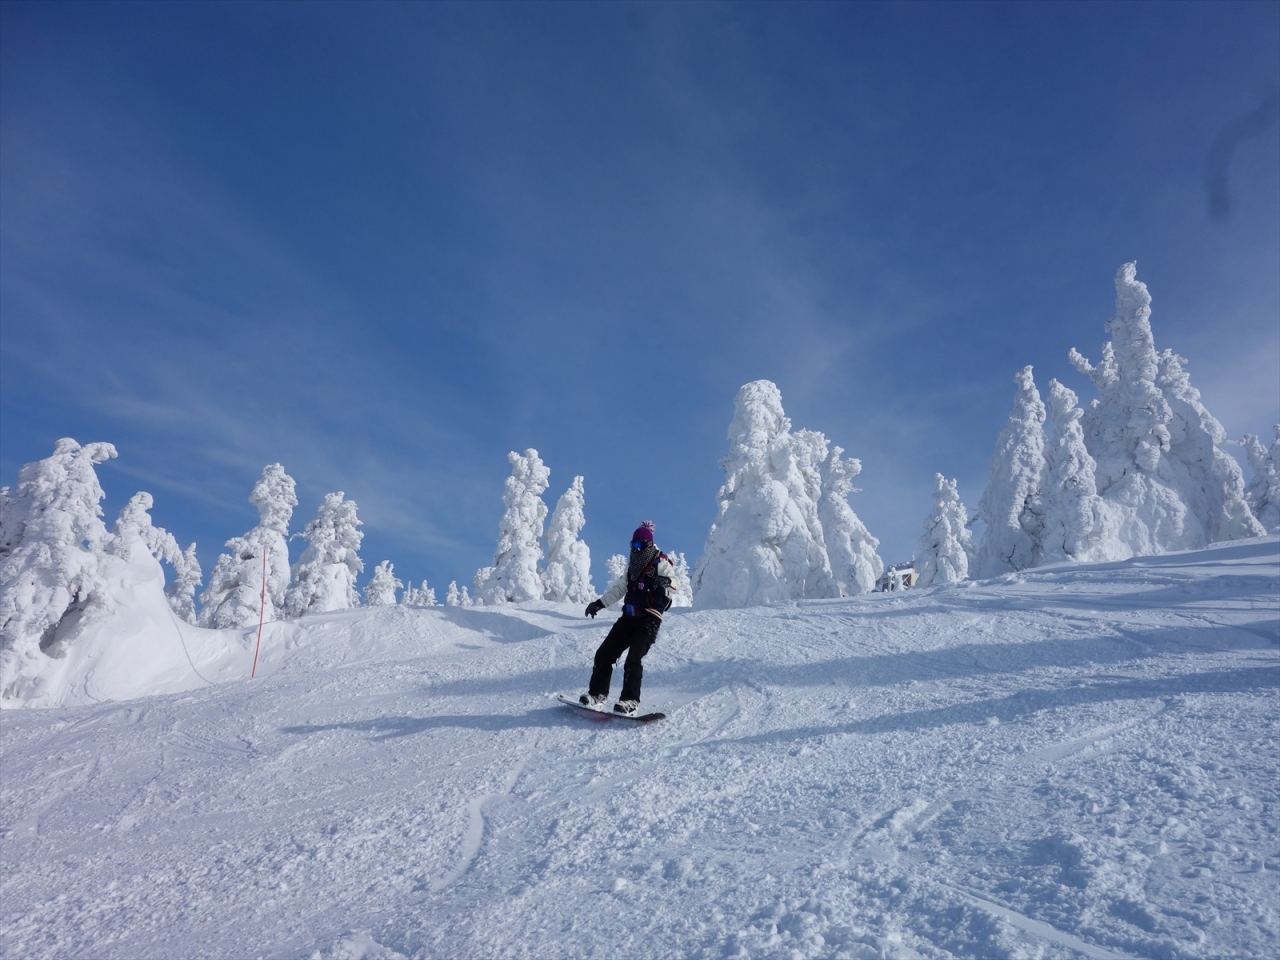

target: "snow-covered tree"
[668,552,694,607]
[819,446,883,595]
[0,488,14,558]
[1069,263,1168,484]
[199,464,297,629]
[111,493,212,629]
[1,439,118,700]
[0,440,218,703]
[542,476,595,603]
[1039,380,1116,563]
[692,380,842,608]
[1068,262,1262,555]
[401,581,436,606]
[1155,349,1262,542]
[444,581,476,607]
[973,366,1047,579]
[363,561,401,606]
[283,492,363,618]
[792,429,841,599]
[1240,427,1280,533]
[111,491,206,625]
[916,474,974,587]
[606,553,627,583]
[167,543,202,625]
[470,567,492,604]
[474,449,550,605]
[112,492,181,567]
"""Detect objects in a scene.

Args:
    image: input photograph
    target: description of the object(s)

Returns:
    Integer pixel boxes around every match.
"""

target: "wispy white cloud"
[0,88,498,581]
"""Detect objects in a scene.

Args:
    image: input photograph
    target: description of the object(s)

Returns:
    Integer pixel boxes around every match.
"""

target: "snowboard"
[555,693,666,723]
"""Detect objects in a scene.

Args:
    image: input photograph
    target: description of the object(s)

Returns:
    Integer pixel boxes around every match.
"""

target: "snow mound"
[4,598,560,709]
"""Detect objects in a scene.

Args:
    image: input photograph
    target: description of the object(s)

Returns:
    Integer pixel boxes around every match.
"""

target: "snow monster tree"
[693,380,881,608]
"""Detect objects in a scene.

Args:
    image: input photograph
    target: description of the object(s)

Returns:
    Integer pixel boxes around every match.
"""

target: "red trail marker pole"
[251,548,267,678]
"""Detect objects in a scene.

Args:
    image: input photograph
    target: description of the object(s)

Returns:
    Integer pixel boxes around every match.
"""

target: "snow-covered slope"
[2,539,1277,959]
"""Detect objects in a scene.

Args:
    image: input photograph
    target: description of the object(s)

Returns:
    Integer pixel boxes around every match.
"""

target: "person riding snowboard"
[581,521,675,715]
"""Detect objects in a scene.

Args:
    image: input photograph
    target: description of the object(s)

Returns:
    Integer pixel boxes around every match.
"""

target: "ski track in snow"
[432,752,533,893]
[937,882,1137,960]
[1,538,1277,959]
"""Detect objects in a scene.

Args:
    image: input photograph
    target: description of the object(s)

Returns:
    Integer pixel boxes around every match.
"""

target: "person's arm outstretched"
[585,574,627,617]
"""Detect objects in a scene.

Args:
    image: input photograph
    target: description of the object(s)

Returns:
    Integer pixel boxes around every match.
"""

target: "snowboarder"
[581,521,675,715]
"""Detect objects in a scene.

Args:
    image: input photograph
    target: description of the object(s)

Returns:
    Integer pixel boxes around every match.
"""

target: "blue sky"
[2,0,1277,595]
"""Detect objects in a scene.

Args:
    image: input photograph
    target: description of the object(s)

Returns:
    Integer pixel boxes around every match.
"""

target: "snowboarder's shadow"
[281,707,579,740]
[431,606,559,643]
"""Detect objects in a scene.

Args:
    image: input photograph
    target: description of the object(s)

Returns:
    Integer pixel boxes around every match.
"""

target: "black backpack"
[623,553,673,617]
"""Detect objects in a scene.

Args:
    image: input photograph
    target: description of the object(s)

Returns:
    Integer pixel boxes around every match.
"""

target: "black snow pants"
[588,613,660,702]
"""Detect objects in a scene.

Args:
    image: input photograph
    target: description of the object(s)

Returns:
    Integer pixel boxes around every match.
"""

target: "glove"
[585,599,605,618]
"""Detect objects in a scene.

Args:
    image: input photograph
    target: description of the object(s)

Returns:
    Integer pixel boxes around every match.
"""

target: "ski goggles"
[631,540,649,551]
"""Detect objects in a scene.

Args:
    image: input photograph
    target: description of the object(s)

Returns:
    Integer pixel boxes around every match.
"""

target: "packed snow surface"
[2,539,1277,959]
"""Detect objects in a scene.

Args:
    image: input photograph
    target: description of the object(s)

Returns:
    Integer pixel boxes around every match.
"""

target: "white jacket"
[599,553,676,615]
